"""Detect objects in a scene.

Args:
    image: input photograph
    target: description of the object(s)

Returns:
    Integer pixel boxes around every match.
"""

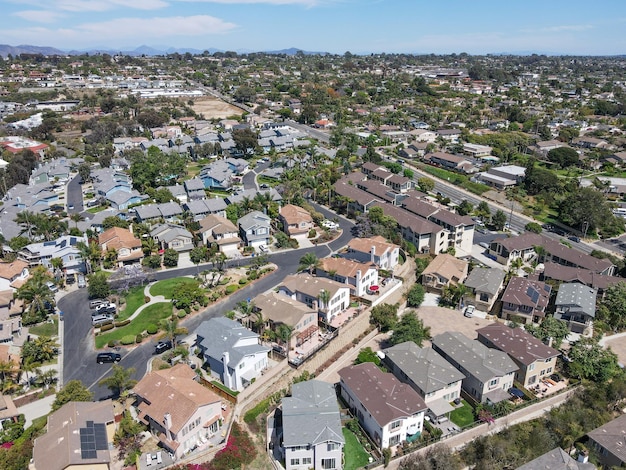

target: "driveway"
[416,306,494,342]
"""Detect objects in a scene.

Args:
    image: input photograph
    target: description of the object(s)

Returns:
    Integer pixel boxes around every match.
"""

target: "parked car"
[65,276,75,285]
[464,305,475,318]
[568,235,581,243]
[154,341,173,354]
[95,304,116,315]
[46,281,58,293]
[89,299,108,309]
[96,352,121,364]
[479,242,490,250]
[77,275,86,288]
[92,314,114,327]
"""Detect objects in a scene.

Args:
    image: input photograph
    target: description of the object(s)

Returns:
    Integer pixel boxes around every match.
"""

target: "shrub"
[107,340,117,348]
[120,335,136,345]
[135,334,143,344]
[146,324,158,335]
[100,323,114,332]
[248,270,258,280]
[144,296,150,303]
[114,319,131,328]
[177,311,187,319]
[308,228,317,238]
[239,278,248,285]
[225,284,238,294]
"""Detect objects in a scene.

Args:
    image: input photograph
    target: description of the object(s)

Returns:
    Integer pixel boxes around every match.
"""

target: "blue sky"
[1,0,625,55]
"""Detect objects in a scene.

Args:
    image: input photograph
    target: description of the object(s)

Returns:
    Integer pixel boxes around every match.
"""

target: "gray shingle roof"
[555,283,597,318]
[195,317,268,366]
[464,267,506,296]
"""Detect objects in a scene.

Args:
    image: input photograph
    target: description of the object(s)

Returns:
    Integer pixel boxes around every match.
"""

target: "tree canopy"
[389,310,431,346]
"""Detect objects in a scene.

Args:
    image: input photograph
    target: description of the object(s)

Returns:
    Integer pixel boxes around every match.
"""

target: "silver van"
[92,314,114,327]
[89,299,108,309]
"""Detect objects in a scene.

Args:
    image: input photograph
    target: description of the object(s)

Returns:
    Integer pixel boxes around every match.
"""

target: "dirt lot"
[417,305,495,343]
[191,97,244,119]
[603,335,626,365]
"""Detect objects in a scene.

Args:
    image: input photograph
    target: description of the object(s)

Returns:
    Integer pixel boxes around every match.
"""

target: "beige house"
[0,394,19,428]
[98,227,143,266]
[33,400,116,470]
[0,290,23,343]
[133,363,223,459]
[0,260,29,291]
[279,204,314,236]
[477,323,560,388]
[198,214,241,256]
[462,267,506,313]
[421,254,469,293]
[345,236,400,271]
[317,257,378,297]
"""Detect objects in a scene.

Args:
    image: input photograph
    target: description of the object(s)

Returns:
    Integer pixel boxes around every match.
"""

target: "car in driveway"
[464,305,475,318]
[479,242,490,250]
[77,274,86,288]
[154,340,173,354]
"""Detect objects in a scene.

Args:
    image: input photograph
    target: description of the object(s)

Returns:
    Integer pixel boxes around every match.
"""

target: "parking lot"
[416,305,494,343]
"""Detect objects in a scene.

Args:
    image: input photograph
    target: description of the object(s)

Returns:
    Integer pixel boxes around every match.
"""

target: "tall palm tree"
[142,237,158,256]
[16,266,55,318]
[98,364,137,399]
[76,240,102,274]
[70,212,84,229]
[276,324,294,349]
[298,253,319,274]
[14,211,36,240]
[318,289,331,312]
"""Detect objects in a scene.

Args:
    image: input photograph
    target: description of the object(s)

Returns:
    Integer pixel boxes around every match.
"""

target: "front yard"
[149,277,198,298]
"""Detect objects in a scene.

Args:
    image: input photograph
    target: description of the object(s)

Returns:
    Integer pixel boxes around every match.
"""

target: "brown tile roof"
[0,394,19,421]
[198,214,238,235]
[348,236,398,256]
[476,323,560,366]
[0,260,28,280]
[254,292,315,327]
[542,262,623,291]
[98,226,142,251]
[279,204,312,225]
[133,363,221,435]
[501,276,551,309]
[422,254,468,283]
[318,257,376,279]
[338,362,427,427]
[372,203,443,235]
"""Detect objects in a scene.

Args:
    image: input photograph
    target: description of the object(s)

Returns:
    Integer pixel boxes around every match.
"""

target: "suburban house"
[421,254,469,293]
[432,332,518,404]
[18,235,88,276]
[184,198,228,221]
[554,283,597,334]
[238,211,271,249]
[132,363,223,459]
[280,380,344,470]
[317,257,379,297]
[0,290,23,343]
[345,236,400,271]
[98,227,143,267]
[540,262,622,299]
[0,260,30,290]
[517,448,596,470]
[33,400,116,470]
[0,394,20,429]
[462,267,506,313]
[338,362,427,449]
[425,151,477,174]
[198,214,241,256]
[279,204,314,237]
[333,178,383,215]
[587,414,626,468]
[501,277,552,324]
[476,324,560,388]
[277,274,350,325]
[195,317,270,391]
[382,342,465,422]
[253,292,318,352]
[150,224,194,252]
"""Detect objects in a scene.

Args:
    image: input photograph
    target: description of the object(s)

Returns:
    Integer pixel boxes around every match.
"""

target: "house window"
[390,420,402,430]
[302,458,312,465]
[489,379,498,388]
[327,442,340,451]
[389,435,401,446]
[239,362,245,369]
[291,459,300,466]
[528,363,535,371]
[321,458,336,469]
[546,367,553,374]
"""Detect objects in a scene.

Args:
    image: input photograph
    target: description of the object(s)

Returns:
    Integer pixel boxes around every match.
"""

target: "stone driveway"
[412,305,495,343]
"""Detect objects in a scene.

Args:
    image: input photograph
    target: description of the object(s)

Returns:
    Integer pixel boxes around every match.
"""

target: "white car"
[464,305,475,318]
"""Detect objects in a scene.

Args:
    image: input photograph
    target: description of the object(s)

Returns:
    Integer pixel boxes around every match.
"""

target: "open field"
[191,97,244,119]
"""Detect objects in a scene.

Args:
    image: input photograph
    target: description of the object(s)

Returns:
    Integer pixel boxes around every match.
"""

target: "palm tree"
[16,266,55,318]
[76,241,102,274]
[50,257,64,280]
[14,211,36,239]
[276,324,294,349]
[142,237,158,256]
[161,316,186,346]
[298,253,319,274]
[318,289,331,312]
[70,212,84,229]
[98,364,137,399]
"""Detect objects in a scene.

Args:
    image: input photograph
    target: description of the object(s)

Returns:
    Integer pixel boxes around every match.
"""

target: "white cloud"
[0,15,238,47]
[540,24,594,33]
[177,0,325,6]
[13,10,65,23]
[11,0,169,13]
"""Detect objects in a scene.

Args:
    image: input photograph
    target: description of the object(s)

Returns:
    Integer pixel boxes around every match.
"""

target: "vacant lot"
[416,305,494,343]
[191,97,243,119]
[604,334,626,365]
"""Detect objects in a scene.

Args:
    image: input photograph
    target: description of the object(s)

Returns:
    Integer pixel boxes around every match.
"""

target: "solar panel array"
[79,420,108,460]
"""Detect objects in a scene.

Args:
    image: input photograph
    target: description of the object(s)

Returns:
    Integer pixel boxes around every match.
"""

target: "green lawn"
[95,302,173,348]
[449,400,475,428]
[29,318,58,337]
[150,277,199,299]
[117,285,147,321]
[342,428,370,470]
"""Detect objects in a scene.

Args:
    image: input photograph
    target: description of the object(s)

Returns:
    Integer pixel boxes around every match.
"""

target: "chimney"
[370,246,376,264]
[222,352,233,389]
[163,413,173,441]
[547,336,553,348]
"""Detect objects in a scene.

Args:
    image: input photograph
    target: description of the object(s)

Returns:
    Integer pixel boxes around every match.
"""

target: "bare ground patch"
[191,97,244,120]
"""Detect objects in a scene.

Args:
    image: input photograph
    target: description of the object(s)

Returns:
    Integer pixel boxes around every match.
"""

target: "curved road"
[60,204,354,400]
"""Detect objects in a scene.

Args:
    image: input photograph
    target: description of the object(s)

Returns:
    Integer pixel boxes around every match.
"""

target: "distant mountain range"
[0,44,328,58]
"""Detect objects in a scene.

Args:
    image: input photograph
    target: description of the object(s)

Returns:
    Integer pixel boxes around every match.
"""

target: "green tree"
[567,336,619,382]
[52,379,94,411]
[597,282,626,332]
[16,266,55,325]
[190,246,208,274]
[417,177,435,193]
[398,444,462,470]
[77,163,91,183]
[354,347,381,366]
[475,201,491,221]
[162,248,179,267]
[102,216,129,230]
[298,252,320,274]
[457,199,474,216]
[492,209,508,230]
[87,271,111,299]
[22,335,58,365]
[370,303,399,332]
[547,147,580,168]
[559,187,619,236]
[98,364,137,398]
[525,316,569,349]
[390,310,431,346]
[525,222,542,234]
[406,283,425,308]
